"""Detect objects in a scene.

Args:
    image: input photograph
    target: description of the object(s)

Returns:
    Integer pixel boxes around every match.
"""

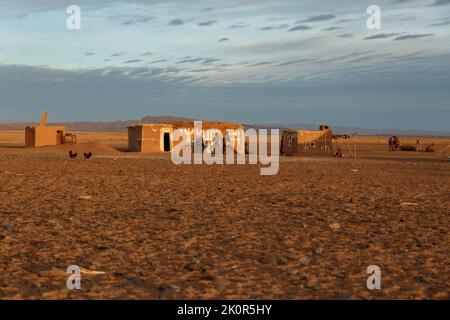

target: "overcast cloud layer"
[0,0,449,130]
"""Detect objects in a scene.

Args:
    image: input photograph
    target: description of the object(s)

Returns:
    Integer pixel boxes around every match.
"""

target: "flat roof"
[127,123,172,128]
[25,125,66,129]
[128,121,243,130]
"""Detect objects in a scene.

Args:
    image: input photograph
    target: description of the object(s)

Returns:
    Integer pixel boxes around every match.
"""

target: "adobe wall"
[173,126,245,153]
[25,126,66,147]
[25,127,36,147]
[297,129,333,156]
[127,126,140,152]
[128,122,244,153]
[141,125,173,153]
[128,124,174,153]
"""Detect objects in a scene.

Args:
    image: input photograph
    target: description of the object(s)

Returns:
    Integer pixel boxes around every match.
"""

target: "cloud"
[336,19,353,23]
[237,36,329,54]
[364,33,399,40]
[297,14,335,23]
[198,20,218,26]
[347,52,395,64]
[168,18,184,26]
[288,25,311,32]
[277,59,312,66]
[177,57,204,64]
[229,23,250,29]
[0,63,209,121]
[431,0,450,6]
[337,33,353,38]
[189,68,215,73]
[3,61,449,131]
[151,59,168,64]
[124,59,142,63]
[1,0,450,131]
[322,27,341,31]
[248,61,273,67]
[121,14,155,25]
[312,51,373,65]
[393,33,434,40]
[260,24,289,30]
[429,20,450,26]
[174,57,221,65]
[202,58,221,64]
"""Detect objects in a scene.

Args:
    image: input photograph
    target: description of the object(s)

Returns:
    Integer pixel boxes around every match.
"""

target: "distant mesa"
[0,115,449,136]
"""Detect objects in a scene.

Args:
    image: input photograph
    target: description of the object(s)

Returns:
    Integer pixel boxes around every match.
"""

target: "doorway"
[163,132,171,152]
[56,130,64,145]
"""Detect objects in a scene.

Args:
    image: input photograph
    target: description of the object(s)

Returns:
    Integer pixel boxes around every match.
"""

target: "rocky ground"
[0,139,448,299]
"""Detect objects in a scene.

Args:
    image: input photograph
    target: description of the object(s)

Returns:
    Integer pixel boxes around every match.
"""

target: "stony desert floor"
[0,132,449,299]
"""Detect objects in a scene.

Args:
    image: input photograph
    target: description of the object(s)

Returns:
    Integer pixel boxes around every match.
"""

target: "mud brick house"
[127,121,244,153]
[280,125,333,156]
[128,124,173,153]
[25,112,67,147]
[297,125,333,156]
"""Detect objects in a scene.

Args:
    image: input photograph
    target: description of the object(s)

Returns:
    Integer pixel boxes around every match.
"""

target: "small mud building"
[25,112,68,147]
[280,125,333,156]
[127,121,244,153]
[128,124,173,153]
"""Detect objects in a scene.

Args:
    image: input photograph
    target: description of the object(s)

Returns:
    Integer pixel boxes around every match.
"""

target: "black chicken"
[69,151,77,159]
[84,152,93,160]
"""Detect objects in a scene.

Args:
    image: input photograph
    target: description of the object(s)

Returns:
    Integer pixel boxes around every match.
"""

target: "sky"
[0,0,449,130]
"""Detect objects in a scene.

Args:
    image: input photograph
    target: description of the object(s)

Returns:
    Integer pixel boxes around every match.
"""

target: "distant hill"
[253,122,450,136]
[0,116,196,132]
[0,116,449,136]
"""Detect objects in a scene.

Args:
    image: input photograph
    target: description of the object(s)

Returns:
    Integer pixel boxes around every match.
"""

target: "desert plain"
[0,131,449,299]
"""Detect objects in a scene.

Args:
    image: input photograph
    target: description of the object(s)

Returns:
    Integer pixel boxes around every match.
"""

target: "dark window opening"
[163,132,171,152]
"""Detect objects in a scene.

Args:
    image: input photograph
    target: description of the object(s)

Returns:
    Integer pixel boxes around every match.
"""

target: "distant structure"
[280,125,333,156]
[25,111,76,147]
[127,121,244,153]
[332,133,357,158]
